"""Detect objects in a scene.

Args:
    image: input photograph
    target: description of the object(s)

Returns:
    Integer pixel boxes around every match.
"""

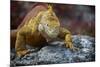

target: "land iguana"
[11,4,78,57]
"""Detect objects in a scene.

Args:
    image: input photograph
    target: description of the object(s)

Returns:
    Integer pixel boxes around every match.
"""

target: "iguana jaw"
[46,29,59,38]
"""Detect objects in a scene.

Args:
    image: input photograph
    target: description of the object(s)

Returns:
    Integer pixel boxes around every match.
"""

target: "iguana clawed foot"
[65,43,79,51]
[17,50,29,57]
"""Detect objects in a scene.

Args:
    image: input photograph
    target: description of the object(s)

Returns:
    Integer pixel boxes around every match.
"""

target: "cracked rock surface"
[10,35,95,66]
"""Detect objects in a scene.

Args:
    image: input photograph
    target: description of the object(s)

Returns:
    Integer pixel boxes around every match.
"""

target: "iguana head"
[38,5,60,40]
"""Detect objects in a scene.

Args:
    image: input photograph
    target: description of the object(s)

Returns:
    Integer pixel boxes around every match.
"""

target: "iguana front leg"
[15,27,30,57]
[58,27,78,50]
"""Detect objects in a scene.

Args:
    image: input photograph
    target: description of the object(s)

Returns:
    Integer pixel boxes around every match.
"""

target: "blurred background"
[11,1,95,37]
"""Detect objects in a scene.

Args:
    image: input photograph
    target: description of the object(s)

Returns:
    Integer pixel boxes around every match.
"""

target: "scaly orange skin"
[12,5,75,57]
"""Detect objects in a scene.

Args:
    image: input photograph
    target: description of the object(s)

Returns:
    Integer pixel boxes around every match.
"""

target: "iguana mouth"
[45,27,59,38]
[39,28,59,42]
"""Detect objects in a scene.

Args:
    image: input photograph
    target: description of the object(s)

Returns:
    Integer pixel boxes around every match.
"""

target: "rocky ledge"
[10,35,95,66]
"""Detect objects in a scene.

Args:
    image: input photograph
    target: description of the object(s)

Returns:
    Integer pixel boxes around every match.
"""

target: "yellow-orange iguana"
[11,5,77,57]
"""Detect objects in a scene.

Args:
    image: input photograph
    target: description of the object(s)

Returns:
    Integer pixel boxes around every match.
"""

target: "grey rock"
[10,35,95,66]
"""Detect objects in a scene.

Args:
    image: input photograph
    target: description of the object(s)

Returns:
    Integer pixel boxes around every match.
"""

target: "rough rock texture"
[10,35,95,66]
